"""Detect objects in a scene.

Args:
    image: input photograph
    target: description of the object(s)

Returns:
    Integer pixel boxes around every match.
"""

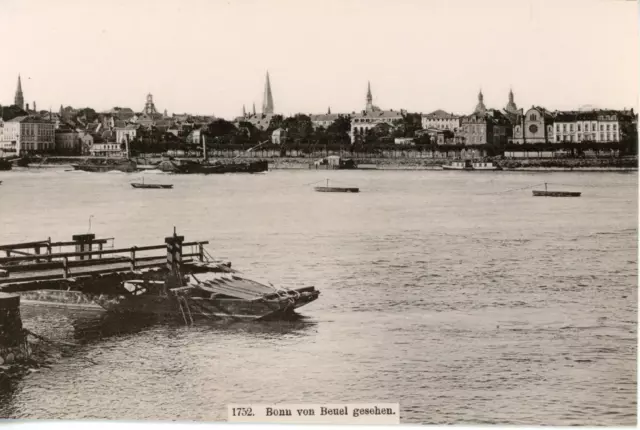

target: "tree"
[206,119,237,137]
[0,105,28,121]
[76,108,98,123]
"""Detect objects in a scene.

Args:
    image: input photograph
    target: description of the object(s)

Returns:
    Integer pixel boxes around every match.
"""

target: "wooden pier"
[0,233,209,290]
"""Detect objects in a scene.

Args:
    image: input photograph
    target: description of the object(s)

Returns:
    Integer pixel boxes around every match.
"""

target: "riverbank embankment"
[7,155,638,172]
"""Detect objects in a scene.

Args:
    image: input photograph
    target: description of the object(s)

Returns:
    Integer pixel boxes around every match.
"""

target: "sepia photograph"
[0,0,637,425]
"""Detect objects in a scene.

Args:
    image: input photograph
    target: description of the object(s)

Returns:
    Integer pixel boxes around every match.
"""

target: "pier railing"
[0,234,209,285]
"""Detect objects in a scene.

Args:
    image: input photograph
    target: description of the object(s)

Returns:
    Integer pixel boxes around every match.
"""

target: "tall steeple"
[14,75,24,110]
[262,71,274,114]
[505,87,518,115]
[327,106,331,115]
[365,81,373,112]
[242,104,246,117]
[252,102,256,116]
[474,89,486,115]
[143,93,158,115]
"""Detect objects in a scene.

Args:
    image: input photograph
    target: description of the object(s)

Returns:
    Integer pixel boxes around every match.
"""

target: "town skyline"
[0,0,637,118]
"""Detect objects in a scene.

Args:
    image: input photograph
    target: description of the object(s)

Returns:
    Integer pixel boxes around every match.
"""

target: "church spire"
[252,102,256,116]
[327,106,331,115]
[474,88,486,115]
[242,104,246,117]
[262,71,274,114]
[365,81,373,112]
[14,74,24,110]
[505,87,518,115]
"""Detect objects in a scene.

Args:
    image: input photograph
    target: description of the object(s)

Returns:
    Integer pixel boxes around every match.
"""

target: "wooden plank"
[0,240,208,264]
[0,240,49,250]
[0,238,112,251]
[0,257,197,286]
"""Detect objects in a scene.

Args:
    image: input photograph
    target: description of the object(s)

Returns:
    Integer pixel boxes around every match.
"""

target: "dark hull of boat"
[131,183,173,189]
[314,187,360,193]
[16,286,320,321]
[0,162,12,171]
[532,191,581,197]
[72,163,137,173]
[174,160,268,174]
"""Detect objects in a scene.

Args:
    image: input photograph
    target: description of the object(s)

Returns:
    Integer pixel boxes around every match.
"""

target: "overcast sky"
[0,0,637,118]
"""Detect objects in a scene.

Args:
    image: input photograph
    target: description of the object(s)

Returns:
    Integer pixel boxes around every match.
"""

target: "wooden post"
[46,237,52,262]
[130,247,136,271]
[62,257,69,278]
[165,229,184,273]
[72,234,95,261]
[198,243,204,262]
[98,242,103,259]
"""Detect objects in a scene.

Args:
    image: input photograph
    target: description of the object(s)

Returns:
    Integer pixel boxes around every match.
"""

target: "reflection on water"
[0,169,636,424]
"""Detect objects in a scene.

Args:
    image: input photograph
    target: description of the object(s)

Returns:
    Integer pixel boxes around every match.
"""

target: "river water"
[0,168,636,424]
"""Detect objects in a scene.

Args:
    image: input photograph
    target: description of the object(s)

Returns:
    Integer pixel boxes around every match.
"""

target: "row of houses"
[0,93,216,157]
[306,86,637,146]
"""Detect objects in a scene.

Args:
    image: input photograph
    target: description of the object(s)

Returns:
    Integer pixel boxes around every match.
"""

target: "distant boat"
[314,179,359,193]
[131,183,173,189]
[130,177,173,189]
[0,159,11,171]
[442,160,502,171]
[532,183,581,197]
[313,156,357,170]
[72,158,137,173]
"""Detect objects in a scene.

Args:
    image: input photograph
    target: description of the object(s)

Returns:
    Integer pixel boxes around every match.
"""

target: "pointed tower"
[14,75,24,110]
[33,101,37,112]
[252,102,256,116]
[505,87,518,115]
[365,81,373,112]
[474,89,486,115]
[327,106,331,115]
[242,104,246,117]
[143,93,158,115]
[262,71,274,114]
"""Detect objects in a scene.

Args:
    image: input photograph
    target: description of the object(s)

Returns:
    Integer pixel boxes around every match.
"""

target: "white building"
[115,124,140,144]
[553,110,627,143]
[350,110,403,143]
[90,140,125,157]
[421,110,462,131]
[0,116,55,155]
[271,128,287,144]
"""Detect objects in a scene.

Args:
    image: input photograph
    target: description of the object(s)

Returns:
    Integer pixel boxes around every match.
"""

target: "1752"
[232,407,254,417]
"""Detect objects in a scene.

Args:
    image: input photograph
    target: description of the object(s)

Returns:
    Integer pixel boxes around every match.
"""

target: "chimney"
[26,103,30,111]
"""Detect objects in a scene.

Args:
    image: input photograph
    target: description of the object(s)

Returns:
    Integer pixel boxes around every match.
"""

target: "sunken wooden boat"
[131,183,173,189]
[314,179,359,193]
[14,262,320,321]
[532,183,581,197]
[1,231,319,322]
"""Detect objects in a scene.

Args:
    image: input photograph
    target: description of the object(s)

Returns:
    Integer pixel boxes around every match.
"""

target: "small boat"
[313,156,357,170]
[314,179,359,193]
[131,177,173,189]
[442,160,502,171]
[131,183,173,189]
[0,159,12,171]
[532,183,581,197]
